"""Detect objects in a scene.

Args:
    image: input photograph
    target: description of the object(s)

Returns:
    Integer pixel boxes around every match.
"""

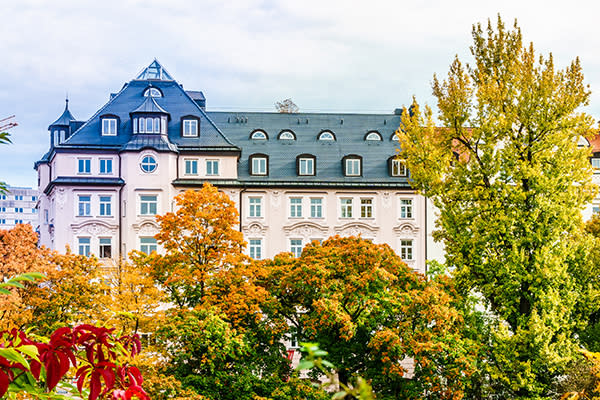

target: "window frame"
[99,237,112,258]
[296,154,316,176]
[99,158,113,175]
[277,130,296,140]
[400,239,413,261]
[389,157,408,177]
[290,238,303,258]
[364,131,382,141]
[342,155,362,177]
[318,130,336,141]
[99,195,112,217]
[77,195,91,217]
[249,154,269,176]
[290,197,303,218]
[140,237,158,255]
[139,194,158,216]
[140,155,158,173]
[249,239,263,260]
[78,237,91,257]
[206,159,219,176]
[184,158,199,175]
[399,199,413,219]
[360,198,373,218]
[340,198,353,218]
[143,87,163,98]
[250,130,268,140]
[77,158,91,175]
[310,197,323,218]
[249,197,262,218]
[181,116,200,137]
[100,115,119,136]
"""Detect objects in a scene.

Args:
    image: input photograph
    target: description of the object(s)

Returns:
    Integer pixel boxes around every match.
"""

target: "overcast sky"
[1,0,599,187]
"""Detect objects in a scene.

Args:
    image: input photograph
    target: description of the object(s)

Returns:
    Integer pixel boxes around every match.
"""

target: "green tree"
[397,16,596,398]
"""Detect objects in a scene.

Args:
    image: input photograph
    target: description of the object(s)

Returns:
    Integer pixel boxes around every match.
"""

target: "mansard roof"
[48,99,76,128]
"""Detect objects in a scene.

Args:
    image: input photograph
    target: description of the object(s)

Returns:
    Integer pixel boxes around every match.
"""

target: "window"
[15,220,23,224]
[250,130,268,140]
[278,131,296,140]
[60,130,66,143]
[206,160,219,176]
[310,198,322,218]
[249,197,262,217]
[297,155,315,176]
[594,206,600,214]
[15,195,23,201]
[100,158,113,174]
[44,210,49,224]
[400,240,413,261]
[0,207,5,212]
[290,239,303,258]
[0,219,4,224]
[99,238,112,258]
[340,198,353,218]
[249,239,262,260]
[592,158,600,170]
[140,237,157,254]
[318,131,335,141]
[140,195,158,215]
[99,196,112,216]
[78,195,91,216]
[365,131,382,141]
[32,208,37,213]
[391,132,400,141]
[78,158,91,174]
[391,159,407,177]
[185,159,198,175]
[32,196,37,201]
[344,157,361,176]
[102,118,117,136]
[78,237,91,257]
[0,195,5,200]
[15,207,23,213]
[140,155,157,173]
[400,199,413,219]
[250,155,268,175]
[182,119,198,137]
[360,198,373,218]
[290,198,302,218]
[143,87,162,97]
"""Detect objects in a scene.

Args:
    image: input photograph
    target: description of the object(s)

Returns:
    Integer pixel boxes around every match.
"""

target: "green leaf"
[0,348,30,369]
[16,345,40,361]
[296,360,314,371]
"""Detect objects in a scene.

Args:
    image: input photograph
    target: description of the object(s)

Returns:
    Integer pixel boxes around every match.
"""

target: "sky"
[1,0,600,188]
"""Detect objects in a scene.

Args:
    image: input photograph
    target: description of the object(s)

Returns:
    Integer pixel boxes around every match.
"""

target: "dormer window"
[101,117,118,136]
[297,154,316,176]
[278,130,296,140]
[318,131,336,141]
[133,116,167,134]
[343,155,362,176]
[143,87,163,97]
[389,157,408,177]
[181,116,199,137]
[365,131,382,141]
[391,132,400,141]
[249,154,269,176]
[250,130,268,140]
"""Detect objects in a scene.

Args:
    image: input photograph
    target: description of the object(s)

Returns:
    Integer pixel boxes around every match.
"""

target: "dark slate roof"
[185,91,205,101]
[122,134,178,152]
[49,100,76,128]
[44,177,124,194]
[131,96,168,114]
[207,112,408,186]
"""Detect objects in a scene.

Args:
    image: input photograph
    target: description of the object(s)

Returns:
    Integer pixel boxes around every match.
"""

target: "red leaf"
[0,370,9,398]
[99,368,116,390]
[45,353,62,390]
[89,371,101,400]
[30,360,41,380]
[126,385,150,400]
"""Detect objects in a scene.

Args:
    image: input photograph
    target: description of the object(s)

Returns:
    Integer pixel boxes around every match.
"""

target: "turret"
[48,98,76,148]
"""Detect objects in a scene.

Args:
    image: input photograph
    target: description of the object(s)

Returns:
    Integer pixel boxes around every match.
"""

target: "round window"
[140,155,157,173]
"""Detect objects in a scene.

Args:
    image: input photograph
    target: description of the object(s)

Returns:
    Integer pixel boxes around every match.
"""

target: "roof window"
[250,130,268,140]
[143,87,163,98]
[278,130,296,140]
[318,131,336,141]
[365,131,382,141]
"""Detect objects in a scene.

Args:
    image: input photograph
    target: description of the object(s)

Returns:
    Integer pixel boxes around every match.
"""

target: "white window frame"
[365,132,382,141]
[139,194,158,216]
[399,199,413,219]
[77,195,91,217]
[345,158,361,176]
[318,131,335,141]
[140,237,158,254]
[78,237,91,257]
[102,118,117,136]
[400,239,413,261]
[279,131,295,140]
[391,159,407,177]
[78,158,91,174]
[360,198,373,218]
[99,158,113,174]
[99,237,112,258]
[206,160,219,176]
[340,198,353,218]
[290,197,302,218]
[310,198,323,218]
[251,157,267,175]
[299,158,314,176]
[249,239,263,260]
[290,238,303,258]
[184,159,198,175]
[249,197,262,218]
[99,195,112,216]
[183,119,199,137]
[251,131,267,140]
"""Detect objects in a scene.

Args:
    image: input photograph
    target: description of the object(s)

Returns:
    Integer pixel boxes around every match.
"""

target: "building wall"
[0,186,39,229]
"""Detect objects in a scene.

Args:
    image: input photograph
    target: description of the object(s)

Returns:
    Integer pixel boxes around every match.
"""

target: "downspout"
[118,153,124,260]
[239,187,247,232]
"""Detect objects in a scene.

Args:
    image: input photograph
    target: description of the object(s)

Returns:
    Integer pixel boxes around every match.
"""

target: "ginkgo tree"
[397,15,597,398]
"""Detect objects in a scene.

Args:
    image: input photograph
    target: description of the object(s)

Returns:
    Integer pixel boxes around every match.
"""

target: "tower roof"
[48,99,75,129]
[135,59,174,81]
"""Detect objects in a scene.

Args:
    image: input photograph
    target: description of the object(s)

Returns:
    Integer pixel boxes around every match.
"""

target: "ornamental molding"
[132,220,160,235]
[393,222,419,236]
[243,222,268,237]
[56,188,67,210]
[70,220,119,236]
[271,191,281,209]
[333,222,379,238]
[283,221,329,239]
[382,192,391,209]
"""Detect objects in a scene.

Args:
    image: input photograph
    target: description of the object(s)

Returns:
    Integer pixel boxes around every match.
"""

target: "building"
[0,186,39,229]
[35,60,434,273]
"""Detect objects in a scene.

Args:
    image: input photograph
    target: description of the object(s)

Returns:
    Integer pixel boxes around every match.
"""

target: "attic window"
[365,131,382,141]
[250,130,268,140]
[278,130,296,140]
[143,87,163,98]
[390,132,400,141]
[318,131,335,141]
[181,116,199,137]
[101,116,118,136]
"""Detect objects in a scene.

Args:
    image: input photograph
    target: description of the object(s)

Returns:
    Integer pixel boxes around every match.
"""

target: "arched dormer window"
[390,132,400,141]
[365,131,382,141]
[318,130,336,141]
[180,115,200,137]
[250,130,268,140]
[249,153,269,176]
[342,154,362,176]
[100,114,119,136]
[278,130,296,140]
[296,154,316,176]
[143,87,163,98]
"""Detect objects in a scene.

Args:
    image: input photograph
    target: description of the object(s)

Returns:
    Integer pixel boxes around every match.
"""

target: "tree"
[275,98,299,113]
[397,16,596,398]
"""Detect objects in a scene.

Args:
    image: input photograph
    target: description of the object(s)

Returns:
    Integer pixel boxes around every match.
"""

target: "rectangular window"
[249,239,262,260]
[290,239,303,258]
[299,158,314,175]
[185,159,198,175]
[146,118,153,133]
[15,220,23,224]
[183,119,198,137]
[400,239,413,261]
[15,195,23,201]
[99,196,112,216]
[140,195,158,215]
[140,237,157,254]
[400,199,413,219]
[99,237,112,258]
[0,219,5,224]
[44,209,49,224]
[340,198,353,218]
[592,158,600,170]
[15,207,23,213]
[206,160,219,176]
[249,197,262,217]
[0,195,4,200]
[251,157,267,175]
[290,197,302,218]
[0,207,4,212]
[78,195,91,216]
[102,118,117,136]
[32,196,37,201]
[360,198,373,218]
[78,237,91,257]
[310,198,322,218]
[99,158,113,174]
[78,158,91,174]
[391,159,407,176]
[345,159,361,176]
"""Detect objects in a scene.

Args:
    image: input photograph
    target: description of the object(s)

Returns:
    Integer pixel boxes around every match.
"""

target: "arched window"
[278,130,296,140]
[390,132,400,141]
[318,130,336,141]
[140,155,158,173]
[365,131,382,141]
[143,87,163,98]
[250,130,268,140]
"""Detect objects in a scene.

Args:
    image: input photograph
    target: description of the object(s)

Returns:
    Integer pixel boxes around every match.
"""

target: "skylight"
[136,60,174,81]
